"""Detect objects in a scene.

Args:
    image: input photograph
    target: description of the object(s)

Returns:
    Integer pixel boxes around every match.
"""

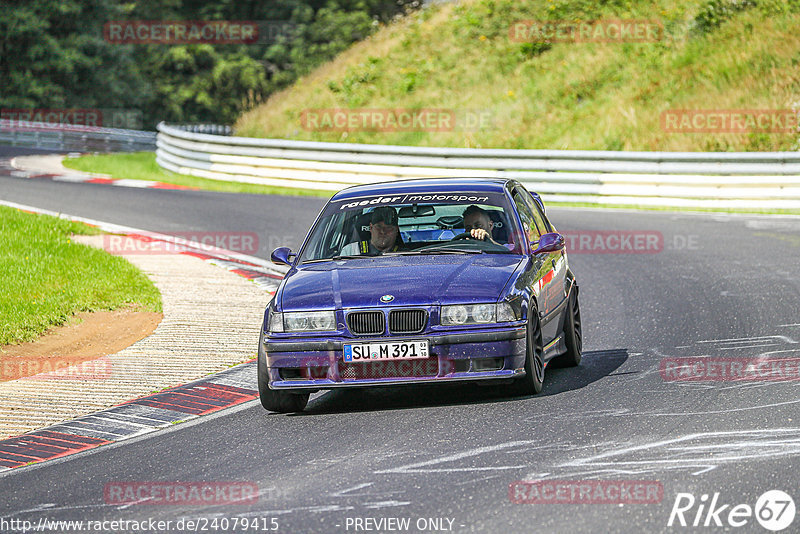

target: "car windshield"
[298,191,523,262]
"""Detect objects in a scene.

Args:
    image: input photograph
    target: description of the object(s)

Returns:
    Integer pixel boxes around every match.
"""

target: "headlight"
[282,310,336,332]
[472,304,495,323]
[441,305,469,325]
[440,303,518,326]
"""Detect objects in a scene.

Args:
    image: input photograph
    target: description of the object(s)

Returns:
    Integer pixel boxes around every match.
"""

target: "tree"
[0,0,421,129]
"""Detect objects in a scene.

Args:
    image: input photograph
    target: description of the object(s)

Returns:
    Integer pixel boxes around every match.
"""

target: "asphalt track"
[1,152,800,533]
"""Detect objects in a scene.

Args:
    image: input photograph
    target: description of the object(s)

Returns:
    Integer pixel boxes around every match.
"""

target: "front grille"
[453,360,470,373]
[340,357,439,380]
[279,367,328,380]
[471,357,504,372]
[346,311,385,335]
[389,309,427,334]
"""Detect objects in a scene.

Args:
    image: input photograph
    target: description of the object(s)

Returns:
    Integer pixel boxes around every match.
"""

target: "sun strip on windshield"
[333,193,493,212]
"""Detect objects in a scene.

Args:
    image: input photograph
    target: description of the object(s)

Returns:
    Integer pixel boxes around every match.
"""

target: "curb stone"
[0,200,290,470]
[6,154,197,190]
[0,362,258,471]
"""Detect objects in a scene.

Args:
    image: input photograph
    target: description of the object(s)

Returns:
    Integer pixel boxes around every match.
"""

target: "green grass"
[236,0,800,152]
[63,152,333,198]
[0,206,162,346]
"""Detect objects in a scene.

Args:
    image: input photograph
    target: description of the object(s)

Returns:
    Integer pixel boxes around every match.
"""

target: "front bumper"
[264,327,527,390]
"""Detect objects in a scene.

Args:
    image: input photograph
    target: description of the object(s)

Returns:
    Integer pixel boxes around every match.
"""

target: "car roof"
[331,177,539,202]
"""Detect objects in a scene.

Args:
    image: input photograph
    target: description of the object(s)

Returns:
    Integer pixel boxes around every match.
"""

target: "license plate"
[343,340,429,362]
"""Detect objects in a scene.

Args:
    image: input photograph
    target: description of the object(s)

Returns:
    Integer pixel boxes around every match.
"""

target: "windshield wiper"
[300,255,364,264]
[329,254,368,261]
[398,248,484,255]
[302,248,493,263]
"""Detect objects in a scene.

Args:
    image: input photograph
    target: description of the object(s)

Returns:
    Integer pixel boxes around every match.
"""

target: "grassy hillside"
[236,0,800,151]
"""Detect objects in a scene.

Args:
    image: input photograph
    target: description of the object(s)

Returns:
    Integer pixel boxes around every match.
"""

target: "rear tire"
[258,330,309,413]
[509,301,545,396]
[552,285,582,368]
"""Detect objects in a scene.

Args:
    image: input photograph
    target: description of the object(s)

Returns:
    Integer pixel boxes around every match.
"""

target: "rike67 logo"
[668,490,795,531]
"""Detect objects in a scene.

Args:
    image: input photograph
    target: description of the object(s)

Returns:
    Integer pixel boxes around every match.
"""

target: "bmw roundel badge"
[380,294,394,303]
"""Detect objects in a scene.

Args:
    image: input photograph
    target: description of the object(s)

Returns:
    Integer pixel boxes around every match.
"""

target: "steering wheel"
[451,232,478,241]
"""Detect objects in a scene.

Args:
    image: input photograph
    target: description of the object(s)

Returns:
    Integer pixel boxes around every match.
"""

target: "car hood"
[280,254,523,309]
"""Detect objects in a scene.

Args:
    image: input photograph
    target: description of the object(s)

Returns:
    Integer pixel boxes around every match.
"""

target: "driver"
[341,206,405,255]
[462,205,499,244]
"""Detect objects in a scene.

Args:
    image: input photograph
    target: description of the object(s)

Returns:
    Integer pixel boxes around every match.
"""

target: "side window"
[518,188,550,235]
[512,191,541,245]
[540,209,555,233]
[312,213,346,258]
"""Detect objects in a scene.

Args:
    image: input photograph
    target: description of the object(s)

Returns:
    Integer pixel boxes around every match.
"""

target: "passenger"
[341,206,404,255]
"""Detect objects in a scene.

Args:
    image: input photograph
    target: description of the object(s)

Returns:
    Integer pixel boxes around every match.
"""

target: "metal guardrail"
[156,123,800,209]
[0,121,156,152]
[157,122,796,209]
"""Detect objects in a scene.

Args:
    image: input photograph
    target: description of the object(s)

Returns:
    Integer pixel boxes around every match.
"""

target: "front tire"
[258,330,309,413]
[509,301,545,396]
